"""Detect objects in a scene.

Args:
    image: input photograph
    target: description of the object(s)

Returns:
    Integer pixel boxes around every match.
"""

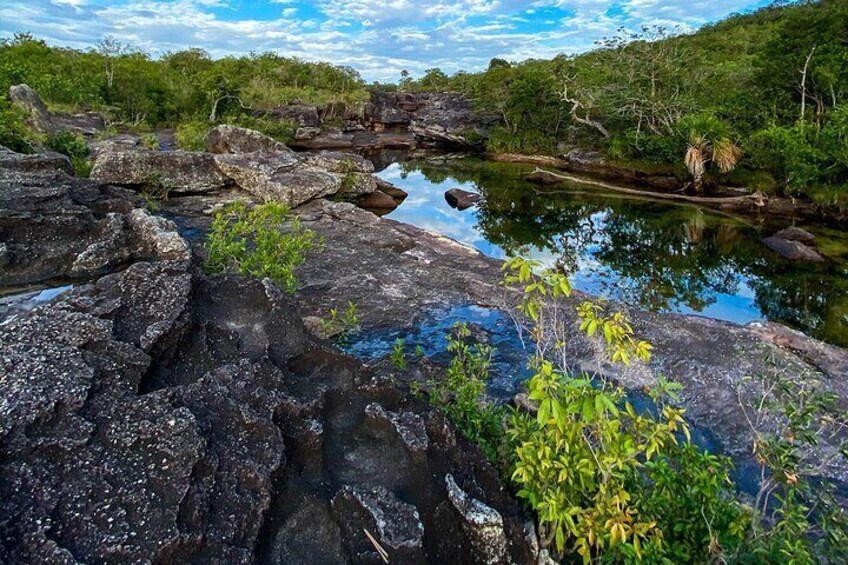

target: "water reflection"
[375,155,848,347]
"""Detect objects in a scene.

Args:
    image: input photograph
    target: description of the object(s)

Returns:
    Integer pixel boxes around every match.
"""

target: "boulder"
[213,151,340,207]
[88,134,144,160]
[762,236,824,262]
[262,104,321,128]
[299,151,374,174]
[8,84,53,133]
[90,149,230,194]
[0,145,73,175]
[290,130,356,150]
[773,226,815,243]
[376,178,408,203]
[204,124,291,154]
[364,403,429,453]
[358,190,399,212]
[445,188,482,210]
[445,474,510,565]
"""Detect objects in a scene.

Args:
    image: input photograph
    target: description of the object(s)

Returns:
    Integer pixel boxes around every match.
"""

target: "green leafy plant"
[429,323,506,464]
[390,338,407,370]
[44,131,92,176]
[204,201,321,293]
[319,301,360,340]
[175,119,209,150]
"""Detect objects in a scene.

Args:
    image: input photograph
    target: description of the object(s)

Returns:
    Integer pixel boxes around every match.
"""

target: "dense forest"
[400,0,847,205]
[0,0,846,205]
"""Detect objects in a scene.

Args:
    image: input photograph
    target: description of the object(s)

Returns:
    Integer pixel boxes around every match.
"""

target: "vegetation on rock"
[204,201,320,293]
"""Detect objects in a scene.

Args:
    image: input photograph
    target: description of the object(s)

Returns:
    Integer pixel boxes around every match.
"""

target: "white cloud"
[0,0,773,81]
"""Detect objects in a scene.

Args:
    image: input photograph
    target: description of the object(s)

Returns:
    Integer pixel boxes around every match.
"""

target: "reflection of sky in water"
[380,162,764,326]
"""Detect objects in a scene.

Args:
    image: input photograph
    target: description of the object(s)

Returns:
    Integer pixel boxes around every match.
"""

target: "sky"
[1,0,774,82]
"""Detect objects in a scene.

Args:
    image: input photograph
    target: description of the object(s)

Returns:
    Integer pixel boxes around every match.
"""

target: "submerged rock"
[762,235,824,262]
[445,188,482,210]
[772,226,815,243]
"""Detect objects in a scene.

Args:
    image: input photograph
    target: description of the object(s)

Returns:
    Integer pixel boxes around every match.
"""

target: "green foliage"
[748,124,827,194]
[319,301,359,340]
[175,120,209,150]
[44,131,92,176]
[0,98,34,153]
[390,338,407,370]
[429,323,506,463]
[204,201,321,293]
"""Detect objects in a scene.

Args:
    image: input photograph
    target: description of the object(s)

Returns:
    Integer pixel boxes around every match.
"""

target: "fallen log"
[526,167,767,207]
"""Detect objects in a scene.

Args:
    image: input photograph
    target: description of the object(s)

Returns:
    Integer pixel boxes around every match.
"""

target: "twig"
[364,528,389,563]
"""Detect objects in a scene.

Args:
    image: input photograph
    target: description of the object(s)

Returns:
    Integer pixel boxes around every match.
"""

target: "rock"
[262,104,321,128]
[445,188,482,210]
[331,486,425,557]
[49,111,105,137]
[213,151,340,207]
[294,126,322,140]
[126,208,191,263]
[358,190,398,212]
[376,178,408,203]
[290,130,356,150]
[204,124,291,154]
[762,236,824,262]
[364,403,429,453]
[299,151,374,174]
[0,145,73,175]
[90,149,230,194]
[773,226,815,243]
[445,474,510,565]
[9,84,53,133]
[559,148,681,191]
[88,134,144,160]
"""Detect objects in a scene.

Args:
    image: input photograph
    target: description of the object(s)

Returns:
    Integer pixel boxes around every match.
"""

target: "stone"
[204,124,291,154]
[445,474,510,565]
[376,179,408,203]
[90,149,230,194]
[364,403,429,453]
[213,151,340,207]
[262,104,321,128]
[0,145,73,175]
[445,188,482,210]
[88,134,144,160]
[773,226,815,243]
[762,236,824,262]
[299,151,374,174]
[8,84,53,133]
[126,208,191,263]
[331,486,424,552]
[358,190,399,212]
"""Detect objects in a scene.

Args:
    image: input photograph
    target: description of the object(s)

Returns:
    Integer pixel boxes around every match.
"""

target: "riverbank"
[490,151,848,227]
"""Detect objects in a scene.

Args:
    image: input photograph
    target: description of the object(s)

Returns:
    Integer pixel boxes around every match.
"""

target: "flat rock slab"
[90,149,230,194]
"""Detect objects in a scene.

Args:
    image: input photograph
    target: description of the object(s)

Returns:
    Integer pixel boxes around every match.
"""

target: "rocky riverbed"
[2,118,847,563]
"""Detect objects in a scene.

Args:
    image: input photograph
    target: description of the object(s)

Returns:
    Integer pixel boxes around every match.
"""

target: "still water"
[371,153,848,347]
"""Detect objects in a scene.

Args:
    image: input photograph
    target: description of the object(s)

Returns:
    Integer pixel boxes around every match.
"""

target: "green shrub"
[319,301,360,341]
[748,125,826,194]
[44,131,92,176]
[391,338,407,370]
[174,119,209,150]
[204,201,321,293]
[429,323,506,464]
[0,99,35,153]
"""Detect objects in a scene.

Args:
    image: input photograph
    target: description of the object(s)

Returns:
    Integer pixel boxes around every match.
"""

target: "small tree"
[680,113,741,192]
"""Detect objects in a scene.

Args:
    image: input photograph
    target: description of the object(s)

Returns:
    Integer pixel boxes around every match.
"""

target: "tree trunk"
[799,45,817,122]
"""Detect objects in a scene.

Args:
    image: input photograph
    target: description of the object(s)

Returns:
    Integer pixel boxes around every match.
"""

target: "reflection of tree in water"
[397,157,848,346]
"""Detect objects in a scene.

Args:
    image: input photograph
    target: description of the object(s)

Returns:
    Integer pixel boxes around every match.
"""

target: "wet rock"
[762,236,824,262]
[213,151,339,207]
[445,188,482,210]
[445,474,510,565]
[9,84,53,133]
[365,403,429,453]
[773,226,815,243]
[90,149,230,194]
[332,485,425,559]
[0,145,73,175]
[204,124,291,154]
[376,178,409,203]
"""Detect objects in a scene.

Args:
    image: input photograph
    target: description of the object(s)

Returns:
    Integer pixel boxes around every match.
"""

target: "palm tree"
[682,114,742,193]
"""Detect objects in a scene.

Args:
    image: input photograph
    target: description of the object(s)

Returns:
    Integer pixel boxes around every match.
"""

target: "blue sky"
[1,0,773,82]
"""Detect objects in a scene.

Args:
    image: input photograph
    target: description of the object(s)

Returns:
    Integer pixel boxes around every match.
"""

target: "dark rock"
[358,190,399,212]
[204,124,291,154]
[773,226,815,243]
[262,104,321,128]
[376,178,408,203]
[445,188,481,210]
[762,236,824,262]
[8,84,53,133]
[49,112,105,137]
[365,403,429,453]
[445,474,510,565]
[90,149,230,194]
[291,130,356,150]
[0,145,73,175]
